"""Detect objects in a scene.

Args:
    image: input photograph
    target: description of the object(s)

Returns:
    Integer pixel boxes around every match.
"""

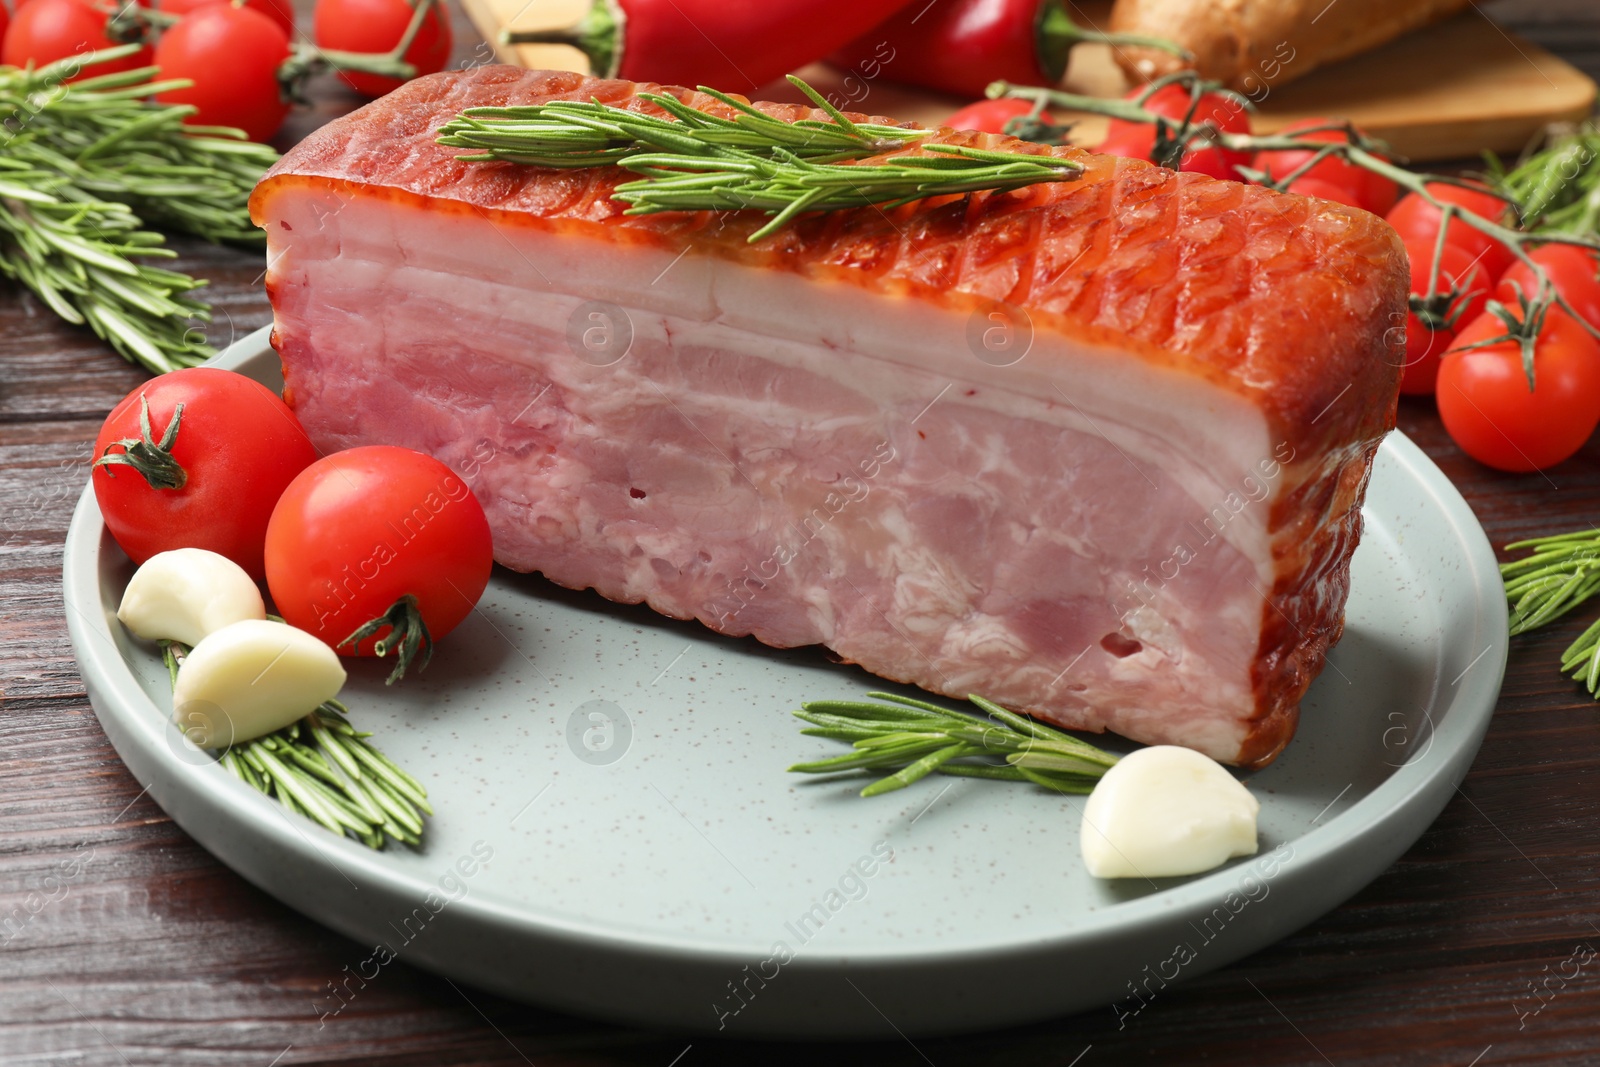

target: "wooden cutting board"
[458,0,1596,162]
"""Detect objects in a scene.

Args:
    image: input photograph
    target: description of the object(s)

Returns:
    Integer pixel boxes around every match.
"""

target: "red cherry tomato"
[1094,123,1155,162]
[1437,306,1600,471]
[2,0,152,79]
[313,0,452,98]
[265,446,494,659]
[1102,84,1251,181]
[1253,118,1397,215]
[1398,238,1491,395]
[0,5,10,46]
[944,98,1056,136]
[152,5,290,141]
[1386,182,1517,284]
[91,368,319,579]
[157,0,293,36]
[1496,244,1600,332]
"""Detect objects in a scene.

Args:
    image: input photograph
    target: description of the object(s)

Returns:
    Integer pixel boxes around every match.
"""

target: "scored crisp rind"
[252,68,1406,766]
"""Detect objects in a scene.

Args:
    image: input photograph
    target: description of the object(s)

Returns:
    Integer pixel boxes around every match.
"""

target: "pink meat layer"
[251,67,1407,766]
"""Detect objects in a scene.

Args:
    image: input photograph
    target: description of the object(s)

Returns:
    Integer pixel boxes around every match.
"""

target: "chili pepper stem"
[1033,1,1190,83]
[501,0,623,78]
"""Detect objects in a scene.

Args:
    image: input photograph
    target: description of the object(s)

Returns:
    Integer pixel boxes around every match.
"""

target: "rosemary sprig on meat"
[162,641,431,849]
[438,76,1083,241]
[0,48,279,373]
[789,691,1119,797]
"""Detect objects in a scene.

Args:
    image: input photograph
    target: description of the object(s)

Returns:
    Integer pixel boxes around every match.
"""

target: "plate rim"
[64,326,1510,978]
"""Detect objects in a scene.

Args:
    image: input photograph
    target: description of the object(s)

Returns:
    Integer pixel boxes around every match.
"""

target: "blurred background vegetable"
[829,0,1187,101]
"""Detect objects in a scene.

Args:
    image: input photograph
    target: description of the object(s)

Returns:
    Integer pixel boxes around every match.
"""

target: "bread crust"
[1109,0,1472,90]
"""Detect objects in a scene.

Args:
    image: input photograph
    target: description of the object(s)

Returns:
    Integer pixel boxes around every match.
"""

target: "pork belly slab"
[250,67,1406,767]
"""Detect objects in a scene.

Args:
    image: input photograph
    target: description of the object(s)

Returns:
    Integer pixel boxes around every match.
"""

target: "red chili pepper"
[504,0,920,94]
[830,0,1186,100]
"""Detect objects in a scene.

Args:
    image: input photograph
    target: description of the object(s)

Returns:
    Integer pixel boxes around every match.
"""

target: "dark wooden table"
[5,3,1600,1064]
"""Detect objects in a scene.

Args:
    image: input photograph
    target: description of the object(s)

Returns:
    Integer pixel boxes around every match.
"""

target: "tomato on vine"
[1,0,152,78]
[945,98,1056,136]
[1496,245,1600,333]
[1252,118,1397,215]
[152,4,291,141]
[1386,182,1517,284]
[313,0,451,97]
[92,369,320,579]
[1437,304,1600,472]
[1101,84,1251,181]
[157,0,293,36]
[264,446,493,683]
[1399,237,1491,395]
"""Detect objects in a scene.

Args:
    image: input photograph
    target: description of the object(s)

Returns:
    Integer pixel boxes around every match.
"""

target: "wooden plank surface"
[4,2,1600,1065]
[466,0,1597,161]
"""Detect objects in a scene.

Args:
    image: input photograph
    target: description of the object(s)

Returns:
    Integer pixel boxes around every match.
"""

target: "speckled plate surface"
[65,327,1508,1039]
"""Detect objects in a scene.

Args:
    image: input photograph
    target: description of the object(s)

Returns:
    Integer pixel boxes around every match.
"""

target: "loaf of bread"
[1108,0,1473,91]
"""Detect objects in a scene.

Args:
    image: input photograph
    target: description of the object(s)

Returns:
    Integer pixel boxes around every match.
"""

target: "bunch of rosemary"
[1501,530,1600,698]
[1490,122,1600,238]
[438,76,1084,242]
[0,47,278,373]
[162,642,431,849]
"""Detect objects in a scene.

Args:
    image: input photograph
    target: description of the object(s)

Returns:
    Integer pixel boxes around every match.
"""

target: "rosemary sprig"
[1501,529,1600,637]
[161,641,431,849]
[1489,122,1600,238]
[0,48,278,373]
[438,76,1083,242]
[789,691,1119,798]
[0,162,214,373]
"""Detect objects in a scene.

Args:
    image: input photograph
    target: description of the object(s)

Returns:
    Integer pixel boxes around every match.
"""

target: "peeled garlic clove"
[1081,745,1259,879]
[118,548,266,648]
[172,620,346,749]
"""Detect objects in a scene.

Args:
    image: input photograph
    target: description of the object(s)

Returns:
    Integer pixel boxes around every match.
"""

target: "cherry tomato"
[1496,244,1600,332]
[0,5,10,46]
[157,0,293,36]
[1252,118,1397,215]
[1386,182,1517,284]
[265,446,493,660]
[1437,306,1600,471]
[1398,238,1491,395]
[1102,84,1251,181]
[313,0,451,98]
[92,369,319,579]
[1094,123,1155,162]
[944,98,1056,136]
[152,5,290,142]
[2,0,152,79]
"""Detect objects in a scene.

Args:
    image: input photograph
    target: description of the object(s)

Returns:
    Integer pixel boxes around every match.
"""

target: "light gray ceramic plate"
[65,327,1507,1039]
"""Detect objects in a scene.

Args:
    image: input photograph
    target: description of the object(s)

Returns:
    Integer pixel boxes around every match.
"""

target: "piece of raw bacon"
[250,68,1406,766]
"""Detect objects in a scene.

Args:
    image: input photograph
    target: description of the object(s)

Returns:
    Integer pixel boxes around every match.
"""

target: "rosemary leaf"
[790,693,1119,798]
[1500,529,1600,636]
[439,77,1081,242]
[0,48,277,373]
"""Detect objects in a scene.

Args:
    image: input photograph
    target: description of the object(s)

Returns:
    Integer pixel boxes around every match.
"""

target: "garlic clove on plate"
[172,619,346,749]
[1080,745,1260,879]
[117,548,266,648]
